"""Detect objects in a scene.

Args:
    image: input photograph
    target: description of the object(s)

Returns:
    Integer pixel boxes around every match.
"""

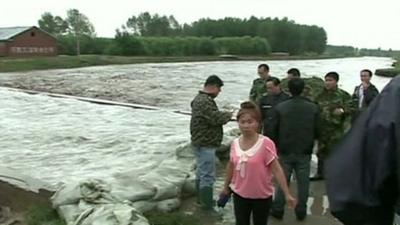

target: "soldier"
[311,72,352,181]
[280,68,301,93]
[280,68,322,102]
[190,75,232,214]
[249,64,270,103]
[259,77,289,139]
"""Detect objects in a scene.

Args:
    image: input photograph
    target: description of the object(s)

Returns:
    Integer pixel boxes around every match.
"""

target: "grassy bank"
[375,58,400,77]
[0,54,352,73]
[26,206,65,225]
[26,206,202,225]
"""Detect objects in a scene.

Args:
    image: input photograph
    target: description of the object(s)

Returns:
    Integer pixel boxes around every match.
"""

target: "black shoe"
[309,174,324,181]
[270,210,284,220]
[296,212,306,221]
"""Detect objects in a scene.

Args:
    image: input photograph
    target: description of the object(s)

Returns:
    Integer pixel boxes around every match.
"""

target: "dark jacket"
[259,91,290,137]
[271,96,320,155]
[326,76,400,225]
[190,91,231,148]
[351,83,379,120]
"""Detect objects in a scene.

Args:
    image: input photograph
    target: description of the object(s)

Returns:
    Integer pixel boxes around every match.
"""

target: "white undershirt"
[234,135,263,178]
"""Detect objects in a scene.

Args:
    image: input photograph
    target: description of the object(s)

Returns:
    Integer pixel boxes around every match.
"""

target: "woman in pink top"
[221,101,296,225]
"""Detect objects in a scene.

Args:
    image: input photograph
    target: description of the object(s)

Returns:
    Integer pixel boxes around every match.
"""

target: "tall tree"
[66,9,95,55]
[38,12,68,35]
[126,12,180,36]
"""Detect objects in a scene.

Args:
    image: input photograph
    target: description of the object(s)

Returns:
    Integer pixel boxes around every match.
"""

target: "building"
[0,26,57,57]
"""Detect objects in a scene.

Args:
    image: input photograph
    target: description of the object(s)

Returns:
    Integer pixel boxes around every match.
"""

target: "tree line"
[325,45,400,58]
[39,11,327,56]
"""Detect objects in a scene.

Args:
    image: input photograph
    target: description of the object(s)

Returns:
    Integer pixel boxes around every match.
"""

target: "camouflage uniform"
[281,77,325,102]
[249,78,268,103]
[315,87,352,160]
[190,91,232,147]
[190,91,231,211]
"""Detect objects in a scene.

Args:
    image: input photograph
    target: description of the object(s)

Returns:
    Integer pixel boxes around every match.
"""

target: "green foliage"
[324,45,357,57]
[138,37,218,56]
[103,35,268,56]
[26,206,66,225]
[215,36,270,55]
[126,12,181,36]
[38,12,68,35]
[359,48,400,58]
[66,9,95,37]
[124,13,327,55]
[57,35,113,55]
[113,30,147,55]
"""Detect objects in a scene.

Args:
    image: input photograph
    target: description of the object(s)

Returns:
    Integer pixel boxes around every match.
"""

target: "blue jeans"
[193,146,216,189]
[272,154,311,215]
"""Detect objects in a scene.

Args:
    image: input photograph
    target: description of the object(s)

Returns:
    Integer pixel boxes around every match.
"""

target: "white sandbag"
[51,181,82,207]
[111,180,156,202]
[181,176,196,197]
[56,205,81,225]
[73,203,149,225]
[138,160,190,201]
[130,201,157,213]
[156,198,181,213]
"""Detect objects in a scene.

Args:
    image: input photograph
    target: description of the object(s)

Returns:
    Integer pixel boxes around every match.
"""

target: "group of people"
[190,63,382,225]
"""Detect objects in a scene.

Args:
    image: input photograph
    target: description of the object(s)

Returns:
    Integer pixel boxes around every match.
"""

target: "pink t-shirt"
[230,135,277,199]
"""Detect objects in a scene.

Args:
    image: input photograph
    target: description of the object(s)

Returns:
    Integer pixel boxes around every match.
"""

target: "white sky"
[1,0,399,49]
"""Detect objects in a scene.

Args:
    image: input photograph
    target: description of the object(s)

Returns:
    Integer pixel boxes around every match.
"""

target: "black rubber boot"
[195,179,200,204]
[310,158,324,181]
[199,186,222,219]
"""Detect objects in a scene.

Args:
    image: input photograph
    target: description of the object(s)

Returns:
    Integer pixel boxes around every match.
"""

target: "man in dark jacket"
[259,77,289,139]
[270,78,320,221]
[326,76,400,225]
[190,75,232,213]
[351,69,379,121]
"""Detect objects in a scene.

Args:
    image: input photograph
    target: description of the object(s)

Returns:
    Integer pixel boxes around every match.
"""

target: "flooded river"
[0,57,395,224]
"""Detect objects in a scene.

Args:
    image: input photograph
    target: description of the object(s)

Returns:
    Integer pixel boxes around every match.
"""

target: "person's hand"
[333,108,344,116]
[285,194,297,209]
[220,187,230,196]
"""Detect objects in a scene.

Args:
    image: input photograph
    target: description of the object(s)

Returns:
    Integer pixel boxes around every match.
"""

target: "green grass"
[26,206,66,225]
[375,58,400,77]
[25,206,201,225]
[144,211,202,225]
[0,54,350,73]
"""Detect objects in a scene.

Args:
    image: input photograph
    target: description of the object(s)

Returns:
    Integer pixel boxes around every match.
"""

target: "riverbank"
[375,58,399,77]
[0,54,354,73]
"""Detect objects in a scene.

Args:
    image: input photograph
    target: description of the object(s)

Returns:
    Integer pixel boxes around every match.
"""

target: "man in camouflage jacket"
[312,72,352,180]
[190,75,232,212]
[249,64,270,103]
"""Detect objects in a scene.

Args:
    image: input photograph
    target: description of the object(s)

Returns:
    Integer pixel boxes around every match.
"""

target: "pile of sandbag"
[52,179,149,225]
[51,158,196,225]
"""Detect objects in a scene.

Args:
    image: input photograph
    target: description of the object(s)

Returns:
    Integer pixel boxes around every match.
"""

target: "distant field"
[0,54,349,73]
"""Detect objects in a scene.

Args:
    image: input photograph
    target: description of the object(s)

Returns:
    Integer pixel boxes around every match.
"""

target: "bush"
[56,34,270,56]
[215,36,271,55]
[26,206,66,225]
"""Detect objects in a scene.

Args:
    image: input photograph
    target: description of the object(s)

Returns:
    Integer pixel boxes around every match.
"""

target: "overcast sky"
[1,0,399,49]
